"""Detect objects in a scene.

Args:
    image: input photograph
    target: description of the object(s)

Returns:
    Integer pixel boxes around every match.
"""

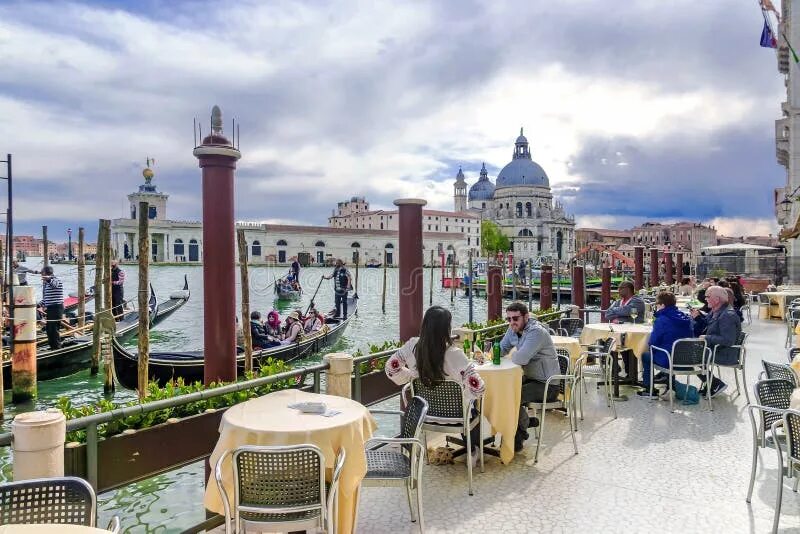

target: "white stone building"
[457,129,576,262]
[111,169,469,266]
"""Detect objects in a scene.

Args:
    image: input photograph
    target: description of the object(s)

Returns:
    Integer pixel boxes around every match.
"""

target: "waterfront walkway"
[209,315,794,533]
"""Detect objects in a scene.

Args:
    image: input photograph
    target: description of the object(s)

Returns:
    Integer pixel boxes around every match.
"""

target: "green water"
[0,261,534,532]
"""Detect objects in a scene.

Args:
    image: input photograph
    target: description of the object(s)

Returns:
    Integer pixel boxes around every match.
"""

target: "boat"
[275,276,302,300]
[112,296,359,389]
[1,276,190,387]
[365,259,381,268]
[64,288,96,314]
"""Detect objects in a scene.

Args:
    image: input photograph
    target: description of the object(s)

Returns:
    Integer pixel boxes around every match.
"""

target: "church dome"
[495,128,549,189]
[468,162,495,201]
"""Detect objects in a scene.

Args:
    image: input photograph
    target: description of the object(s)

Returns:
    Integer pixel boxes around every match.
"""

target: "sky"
[0,0,788,242]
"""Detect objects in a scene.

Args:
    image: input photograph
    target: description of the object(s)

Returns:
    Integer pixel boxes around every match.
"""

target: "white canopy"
[702,243,779,252]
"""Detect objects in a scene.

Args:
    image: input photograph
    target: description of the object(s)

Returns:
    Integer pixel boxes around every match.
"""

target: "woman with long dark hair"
[386,305,484,400]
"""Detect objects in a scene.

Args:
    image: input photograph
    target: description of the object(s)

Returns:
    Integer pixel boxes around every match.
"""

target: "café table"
[204,389,376,534]
[551,335,582,364]
[579,323,653,399]
[473,357,523,464]
[760,291,800,320]
[0,527,110,534]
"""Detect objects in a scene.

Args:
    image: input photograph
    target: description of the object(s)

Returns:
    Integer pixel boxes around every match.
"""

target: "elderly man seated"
[690,285,742,397]
[606,281,646,324]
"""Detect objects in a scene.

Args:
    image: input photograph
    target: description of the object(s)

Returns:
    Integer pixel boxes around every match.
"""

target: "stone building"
[629,221,717,264]
[457,129,576,262]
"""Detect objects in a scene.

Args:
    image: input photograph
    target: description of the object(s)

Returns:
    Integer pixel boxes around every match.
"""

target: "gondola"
[113,296,358,389]
[365,260,381,268]
[64,288,95,314]
[1,275,190,387]
[275,277,302,301]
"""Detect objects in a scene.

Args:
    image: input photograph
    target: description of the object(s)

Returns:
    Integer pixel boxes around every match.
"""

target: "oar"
[305,277,325,316]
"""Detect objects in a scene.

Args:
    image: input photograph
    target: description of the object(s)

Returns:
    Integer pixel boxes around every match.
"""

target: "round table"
[551,335,582,364]
[474,358,522,464]
[579,323,653,358]
[0,527,109,533]
[204,389,376,534]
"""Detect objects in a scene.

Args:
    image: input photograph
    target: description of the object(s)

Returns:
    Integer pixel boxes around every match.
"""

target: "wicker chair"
[0,476,98,527]
[711,331,749,402]
[786,306,800,349]
[558,318,584,338]
[410,378,483,496]
[575,337,617,420]
[789,347,800,364]
[746,379,795,507]
[361,396,428,532]
[650,338,711,412]
[528,348,579,464]
[760,360,798,387]
[770,409,800,533]
[214,444,345,534]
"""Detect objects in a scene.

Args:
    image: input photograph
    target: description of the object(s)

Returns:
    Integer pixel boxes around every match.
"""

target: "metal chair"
[785,306,800,348]
[361,396,428,532]
[789,347,800,363]
[410,378,483,496]
[0,476,96,526]
[558,317,584,338]
[650,338,711,412]
[760,360,798,387]
[575,337,617,420]
[712,332,749,402]
[215,444,345,534]
[528,348,579,464]
[770,409,800,533]
[740,295,752,325]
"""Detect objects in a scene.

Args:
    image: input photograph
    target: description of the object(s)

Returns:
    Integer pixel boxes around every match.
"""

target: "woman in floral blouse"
[386,306,485,400]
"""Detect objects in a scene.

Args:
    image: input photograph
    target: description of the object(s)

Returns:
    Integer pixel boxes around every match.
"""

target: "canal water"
[0,260,536,532]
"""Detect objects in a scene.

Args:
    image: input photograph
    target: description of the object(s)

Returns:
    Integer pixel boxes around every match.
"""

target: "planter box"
[356,371,400,406]
[64,408,226,494]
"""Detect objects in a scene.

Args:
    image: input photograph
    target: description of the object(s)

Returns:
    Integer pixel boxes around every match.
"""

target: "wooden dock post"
[77,228,85,329]
[540,265,553,310]
[237,229,253,374]
[137,202,150,398]
[11,285,37,402]
[42,225,48,268]
[91,221,106,376]
[429,250,434,305]
[528,260,533,310]
[450,257,456,303]
[353,251,359,298]
[381,251,387,314]
[102,220,114,394]
[467,250,474,324]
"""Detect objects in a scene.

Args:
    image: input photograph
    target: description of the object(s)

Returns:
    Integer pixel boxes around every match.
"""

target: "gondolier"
[40,266,64,350]
[111,259,125,321]
[13,259,38,286]
[324,259,352,319]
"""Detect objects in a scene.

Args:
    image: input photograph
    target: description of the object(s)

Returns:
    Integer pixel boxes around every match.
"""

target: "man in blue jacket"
[638,292,694,397]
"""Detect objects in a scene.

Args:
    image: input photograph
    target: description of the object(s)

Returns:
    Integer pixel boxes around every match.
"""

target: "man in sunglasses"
[500,301,560,452]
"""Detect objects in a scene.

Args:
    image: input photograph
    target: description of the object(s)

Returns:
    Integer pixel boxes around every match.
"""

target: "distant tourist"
[500,301,559,451]
[12,259,38,286]
[605,281,646,324]
[110,259,125,321]
[682,261,691,276]
[40,266,63,350]
[323,259,353,318]
[518,260,526,284]
[679,277,693,296]
[690,285,742,397]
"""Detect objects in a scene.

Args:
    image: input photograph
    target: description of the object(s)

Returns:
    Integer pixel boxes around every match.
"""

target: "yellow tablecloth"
[551,335,582,364]
[204,389,376,534]
[474,358,522,464]
[0,527,108,534]
[761,291,800,320]
[580,323,653,358]
[791,388,800,411]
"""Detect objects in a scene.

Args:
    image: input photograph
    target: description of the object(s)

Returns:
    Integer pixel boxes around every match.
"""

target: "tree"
[481,220,510,256]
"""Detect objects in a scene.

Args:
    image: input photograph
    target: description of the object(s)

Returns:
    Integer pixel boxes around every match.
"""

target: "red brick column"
[649,248,659,287]
[572,265,585,311]
[634,246,644,291]
[540,265,553,310]
[395,199,426,342]
[487,265,502,322]
[601,266,612,322]
[676,252,684,280]
[664,251,674,285]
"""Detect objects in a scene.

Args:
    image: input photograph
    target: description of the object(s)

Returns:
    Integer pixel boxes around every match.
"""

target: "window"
[148,206,157,219]
[277,239,287,246]
[251,240,261,257]
[380,223,384,229]
[516,203,523,217]
[385,243,394,249]
[518,229,533,237]
[446,226,449,232]
[131,206,136,219]
[173,238,184,257]
[481,202,486,209]
[526,202,532,217]
[351,242,361,248]
[315,240,325,247]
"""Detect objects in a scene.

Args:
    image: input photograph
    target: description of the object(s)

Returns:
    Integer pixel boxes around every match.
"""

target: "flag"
[761,18,777,48]
[761,0,780,20]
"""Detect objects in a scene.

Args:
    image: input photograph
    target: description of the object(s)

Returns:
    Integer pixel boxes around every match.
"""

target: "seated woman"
[281,311,304,344]
[265,310,282,337]
[250,311,280,349]
[304,306,325,333]
[678,277,693,296]
[638,292,694,397]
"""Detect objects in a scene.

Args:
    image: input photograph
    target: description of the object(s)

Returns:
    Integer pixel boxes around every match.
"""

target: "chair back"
[410,379,465,420]
[789,347,800,363]
[787,306,800,323]
[762,361,798,387]
[758,293,771,305]
[753,379,795,431]
[232,444,326,517]
[783,410,800,465]
[558,318,584,337]
[670,338,706,366]
[554,348,572,395]
[0,476,96,526]
[401,396,429,440]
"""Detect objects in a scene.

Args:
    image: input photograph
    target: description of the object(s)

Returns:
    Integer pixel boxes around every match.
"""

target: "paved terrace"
[210,316,796,533]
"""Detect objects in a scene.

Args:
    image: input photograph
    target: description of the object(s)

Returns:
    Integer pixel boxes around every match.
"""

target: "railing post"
[313,370,321,394]
[86,422,99,491]
[325,352,354,399]
[11,409,66,480]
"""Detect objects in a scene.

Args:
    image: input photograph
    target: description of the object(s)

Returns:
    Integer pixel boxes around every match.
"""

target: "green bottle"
[492,340,502,365]
[463,338,471,354]
[475,333,482,350]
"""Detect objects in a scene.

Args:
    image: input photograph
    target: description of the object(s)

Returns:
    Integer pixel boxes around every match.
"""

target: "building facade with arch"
[455,128,576,262]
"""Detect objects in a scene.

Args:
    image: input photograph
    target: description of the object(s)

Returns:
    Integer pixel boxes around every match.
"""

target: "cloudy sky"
[0,0,787,242]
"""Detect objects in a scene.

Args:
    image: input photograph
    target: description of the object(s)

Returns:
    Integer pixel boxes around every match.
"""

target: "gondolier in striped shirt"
[111,259,125,321]
[40,266,64,350]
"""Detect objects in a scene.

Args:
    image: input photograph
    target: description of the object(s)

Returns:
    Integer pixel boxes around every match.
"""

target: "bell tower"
[453,167,467,212]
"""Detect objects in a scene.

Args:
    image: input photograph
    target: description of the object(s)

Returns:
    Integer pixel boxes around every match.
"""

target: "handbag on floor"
[672,380,700,405]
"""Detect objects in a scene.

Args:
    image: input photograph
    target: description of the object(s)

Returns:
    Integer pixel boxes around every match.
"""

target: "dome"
[468,179,495,200]
[495,158,549,188]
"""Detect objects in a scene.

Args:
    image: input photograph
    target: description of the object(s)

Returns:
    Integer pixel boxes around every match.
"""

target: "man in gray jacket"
[605,281,646,324]
[690,285,742,397]
[500,301,560,451]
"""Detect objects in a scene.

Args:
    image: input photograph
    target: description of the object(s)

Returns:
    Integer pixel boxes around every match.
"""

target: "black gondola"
[113,296,358,389]
[1,275,190,387]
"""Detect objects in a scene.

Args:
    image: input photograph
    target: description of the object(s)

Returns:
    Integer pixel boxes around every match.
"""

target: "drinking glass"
[630,310,638,323]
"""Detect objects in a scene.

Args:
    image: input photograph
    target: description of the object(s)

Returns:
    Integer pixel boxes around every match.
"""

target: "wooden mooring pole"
[77,227,85,329]
[237,229,253,374]
[102,219,114,394]
[450,257,456,303]
[137,202,150,399]
[91,221,105,376]
[353,251,360,298]
[42,225,48,268]
[429,249,434,305]
[11,285,37,402]
[381,250,387,314]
